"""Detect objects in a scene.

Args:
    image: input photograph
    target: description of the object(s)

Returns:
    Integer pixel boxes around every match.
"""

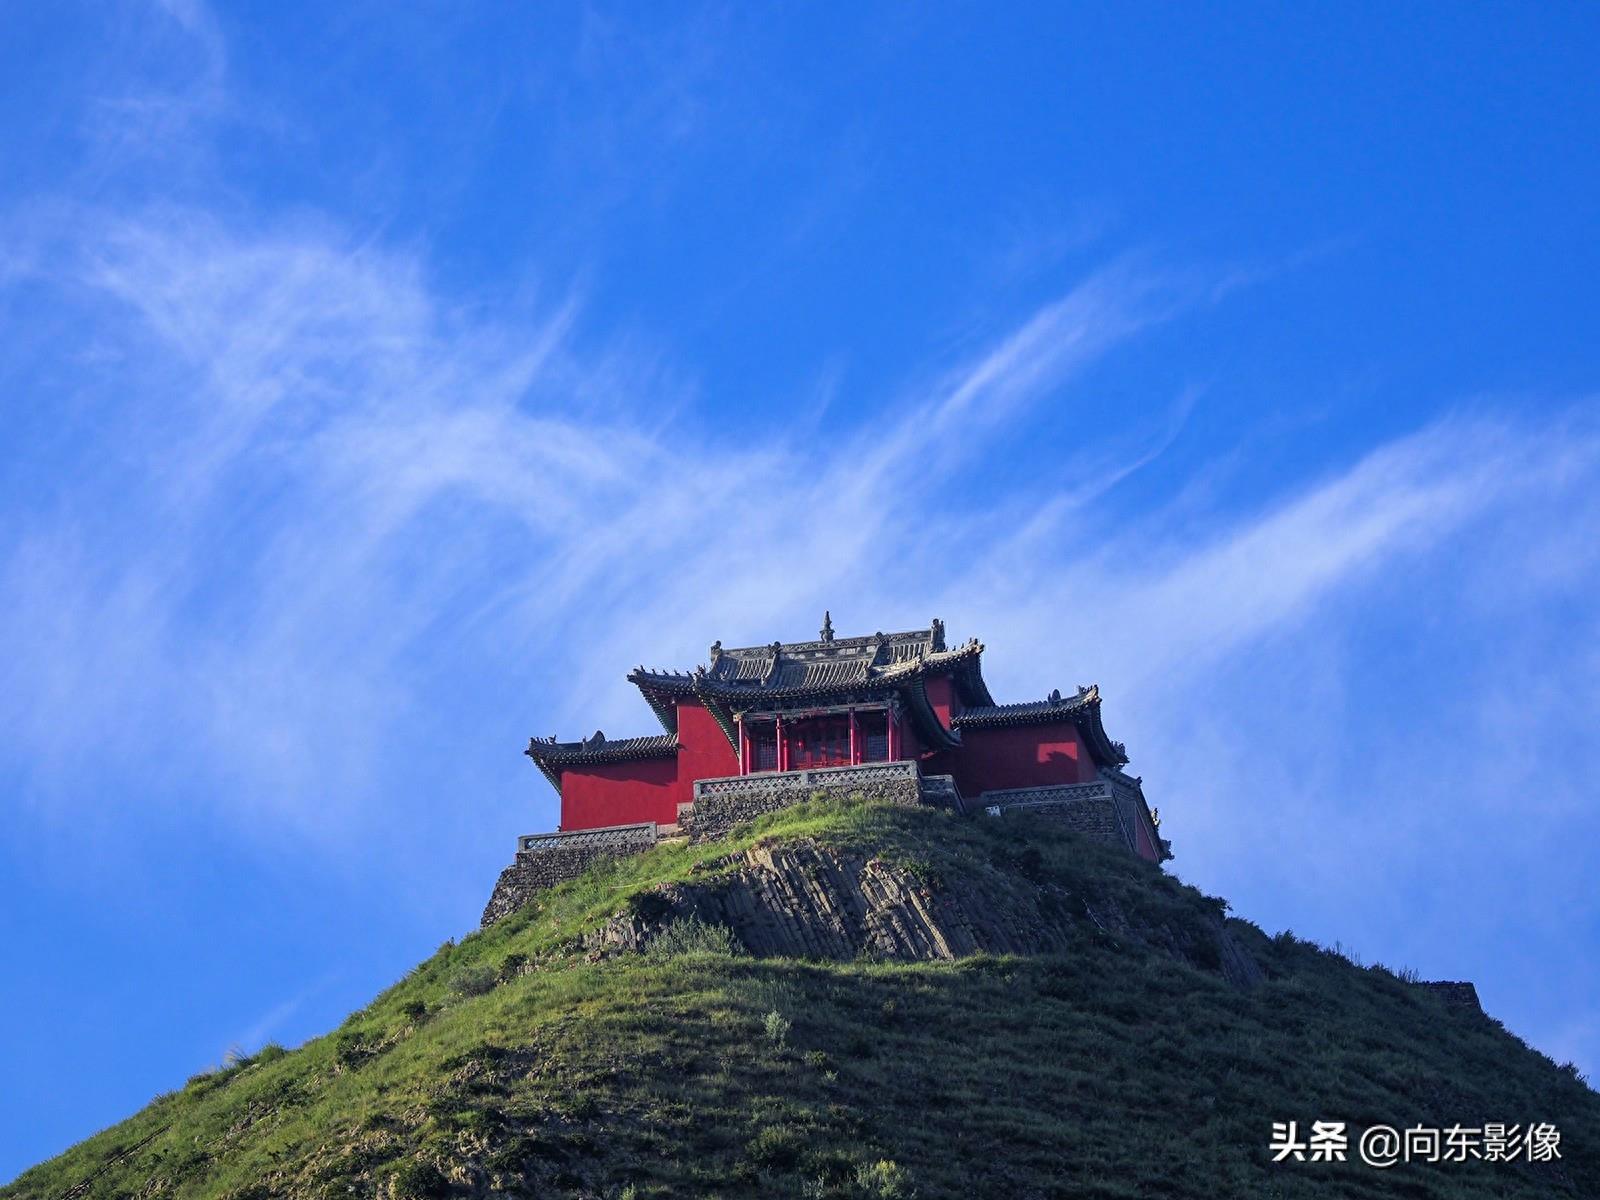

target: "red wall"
[559,755,681,829]
[942,721,1097,800]
[1134,815,1158,862]
[675,700,740,795]
[558,696,1106,833]
[558,699,739,831]
[923,675,957,728]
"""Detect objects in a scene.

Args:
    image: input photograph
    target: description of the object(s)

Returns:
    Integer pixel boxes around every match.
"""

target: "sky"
[2,0,1599,1180]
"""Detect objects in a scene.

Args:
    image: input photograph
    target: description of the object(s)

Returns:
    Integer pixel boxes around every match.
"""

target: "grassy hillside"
[6,800,1596,1199]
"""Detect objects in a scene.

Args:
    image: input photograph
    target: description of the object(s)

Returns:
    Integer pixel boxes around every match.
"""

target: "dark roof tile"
[524,731,679,765]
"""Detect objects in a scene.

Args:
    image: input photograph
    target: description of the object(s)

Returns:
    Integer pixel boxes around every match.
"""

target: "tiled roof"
[952,686,1098,727]
[619,619,993,752]
[521,731,678,792]
[524,731,679,765]
[629,622,987,702]
[953,684,1128,765]
[522,617,1137,794]
[703,623,945,688]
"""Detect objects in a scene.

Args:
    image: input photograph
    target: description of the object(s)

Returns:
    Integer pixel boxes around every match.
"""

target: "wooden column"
[887,706,898,761]
[776,713,787,772]
[738,717,748,775]
[848,708,860,765]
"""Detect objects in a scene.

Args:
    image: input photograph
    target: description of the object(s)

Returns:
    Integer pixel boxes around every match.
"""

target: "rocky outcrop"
[583,838,1263,988]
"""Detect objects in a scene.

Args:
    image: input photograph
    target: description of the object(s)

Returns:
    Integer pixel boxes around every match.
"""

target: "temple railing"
[979,780,1114,813]
[692,759,918,803]
[518,821,658,855]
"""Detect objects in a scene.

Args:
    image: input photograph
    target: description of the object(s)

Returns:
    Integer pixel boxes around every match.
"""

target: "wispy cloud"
[0,191,1231,843]
[6,201,1600,857]
[229,972,337,1056]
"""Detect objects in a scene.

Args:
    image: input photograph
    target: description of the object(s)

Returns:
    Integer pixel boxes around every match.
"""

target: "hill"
[5,799,1596,1199]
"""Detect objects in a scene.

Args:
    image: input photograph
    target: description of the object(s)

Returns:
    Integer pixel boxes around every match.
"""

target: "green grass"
[6,800,1596,1198]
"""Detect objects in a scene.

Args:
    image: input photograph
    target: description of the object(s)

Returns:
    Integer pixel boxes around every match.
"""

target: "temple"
[483,616,1168,925]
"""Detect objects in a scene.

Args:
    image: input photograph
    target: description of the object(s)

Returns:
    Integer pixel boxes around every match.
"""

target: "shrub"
[644,917,743,960]
[333,1030,379,1070]
[255,1042,288,1064]
[799,1156,915,1199]
[854,1158,914,1198]
[763,1009,792,1048]
[400,999,429,1023]
[897,855,941,890]
[448,965,497,998]
[498,952,528,982]
[747,1123,803,1169]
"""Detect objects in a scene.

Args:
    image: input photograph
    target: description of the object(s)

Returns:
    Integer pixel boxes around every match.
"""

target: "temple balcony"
[693,758,919,802]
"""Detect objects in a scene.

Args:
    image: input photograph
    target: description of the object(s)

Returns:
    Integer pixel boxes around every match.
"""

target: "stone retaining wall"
[918,774,962,811]
[480,823,656,926]
[1418,980,1484,1014]
[980,782,1127,851]
[687,766,926,842]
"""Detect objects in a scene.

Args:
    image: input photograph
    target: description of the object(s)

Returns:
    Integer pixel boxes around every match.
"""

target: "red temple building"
[484,616,1167,925]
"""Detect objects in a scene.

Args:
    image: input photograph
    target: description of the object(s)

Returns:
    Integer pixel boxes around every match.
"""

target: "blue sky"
[3,0,1599,1179]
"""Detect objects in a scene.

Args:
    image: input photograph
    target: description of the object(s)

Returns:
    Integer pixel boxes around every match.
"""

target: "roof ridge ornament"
[820,611,834,643]
[867,631,887,667]
[931,617,945,652]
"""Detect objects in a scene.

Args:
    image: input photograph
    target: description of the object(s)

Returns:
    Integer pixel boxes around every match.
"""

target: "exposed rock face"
[584,838,1264,988]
